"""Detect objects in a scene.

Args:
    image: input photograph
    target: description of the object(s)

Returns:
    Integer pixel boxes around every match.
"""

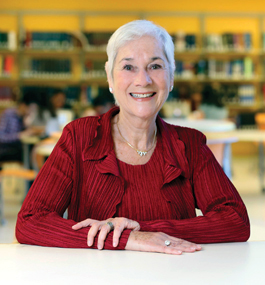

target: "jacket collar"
[157,116,190,182]
[82,107,190,181]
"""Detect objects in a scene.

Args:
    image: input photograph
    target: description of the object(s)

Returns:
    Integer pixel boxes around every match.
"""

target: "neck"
[115,109,157,151]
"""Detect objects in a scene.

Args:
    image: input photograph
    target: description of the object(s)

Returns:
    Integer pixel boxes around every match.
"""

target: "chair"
[255,113,265,130]
[207,135,238,179]
[0,167,36,225]
[255,113,265,192]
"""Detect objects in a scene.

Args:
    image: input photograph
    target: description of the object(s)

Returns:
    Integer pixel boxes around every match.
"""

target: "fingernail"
[87,240,92,247]
[113,242,117,247]
[98,244,102,250]
[177,251,182,254]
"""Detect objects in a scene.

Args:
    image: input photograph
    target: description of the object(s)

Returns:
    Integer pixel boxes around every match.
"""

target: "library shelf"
[1,10,265,117]
[19,48,82,57]
[173,77,261,84]
[226,103,262,110]
[20,78,79,87]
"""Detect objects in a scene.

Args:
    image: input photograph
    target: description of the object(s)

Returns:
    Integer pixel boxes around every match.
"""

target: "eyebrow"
[119,56,164,63]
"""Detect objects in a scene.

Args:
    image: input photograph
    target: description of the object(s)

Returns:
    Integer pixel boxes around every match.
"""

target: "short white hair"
[106,20,175,80]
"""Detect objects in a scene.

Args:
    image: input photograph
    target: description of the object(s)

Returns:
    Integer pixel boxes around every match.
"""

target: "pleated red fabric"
[16,107,250,249]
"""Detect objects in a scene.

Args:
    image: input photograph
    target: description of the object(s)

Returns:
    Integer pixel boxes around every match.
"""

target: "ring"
[165,240,171,246]
[107,221,114,231]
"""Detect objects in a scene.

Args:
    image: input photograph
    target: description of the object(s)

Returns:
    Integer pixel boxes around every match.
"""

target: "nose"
[134,69,152,87]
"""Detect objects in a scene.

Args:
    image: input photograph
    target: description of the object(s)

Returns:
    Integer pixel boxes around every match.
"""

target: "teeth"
[130,93,154,98]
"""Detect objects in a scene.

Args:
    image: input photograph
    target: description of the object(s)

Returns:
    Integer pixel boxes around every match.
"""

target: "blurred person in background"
[92,90,115,115]
[189,84,228,120]
[30,89,67,137]
[199,84,228,120]
[30,89,68,171]
[0,96,36,165]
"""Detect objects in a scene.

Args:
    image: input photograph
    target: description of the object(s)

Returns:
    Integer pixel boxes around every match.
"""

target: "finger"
[143,243,183,255]
[169,240,202,252]
[112,221,126,247]
[163,246,183,255]
[112,218,140,247]
[97,223,113,249]
[72,219,95,230]
[87,223,103,247]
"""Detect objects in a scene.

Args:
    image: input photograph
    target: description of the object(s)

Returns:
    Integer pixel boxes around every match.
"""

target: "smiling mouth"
[130,92,156,98]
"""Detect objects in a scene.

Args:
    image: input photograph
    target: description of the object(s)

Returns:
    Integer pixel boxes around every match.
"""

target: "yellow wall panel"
[23,15,80,31]
[0,15,17,31]
[84,16,139,31]
[146,17,199,34]
[2,0,265,12]
[205,17,260,48]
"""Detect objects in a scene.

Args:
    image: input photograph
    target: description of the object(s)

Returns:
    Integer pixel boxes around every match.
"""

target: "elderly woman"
[16,20,250,255]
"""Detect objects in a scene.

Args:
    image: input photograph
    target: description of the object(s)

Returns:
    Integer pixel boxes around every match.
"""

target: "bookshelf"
[1,10,265,118]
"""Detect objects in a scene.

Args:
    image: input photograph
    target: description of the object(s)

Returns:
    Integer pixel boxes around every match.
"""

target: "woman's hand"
[125,231,202,255]
[72,217,140,249]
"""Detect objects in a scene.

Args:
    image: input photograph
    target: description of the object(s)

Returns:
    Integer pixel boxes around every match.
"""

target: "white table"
[0,242,264,284]
[164,118,237,179]
[208,129,265,192]
[164,118,236,132]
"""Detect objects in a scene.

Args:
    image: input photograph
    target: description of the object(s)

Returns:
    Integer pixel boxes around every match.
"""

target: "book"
[238,84,255,105]
[8,31,16,50]
[21,58,71,78]
[84,32,112,50]
[205,32,252,51]
[3,55,13,76]
[23,32,74,50]
[0,55,3,77]
[0,32,8,49]
[244,57,253,78]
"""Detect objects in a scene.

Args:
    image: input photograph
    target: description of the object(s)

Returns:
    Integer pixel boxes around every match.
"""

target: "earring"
[170,86,173,92]
[109,87,113,93]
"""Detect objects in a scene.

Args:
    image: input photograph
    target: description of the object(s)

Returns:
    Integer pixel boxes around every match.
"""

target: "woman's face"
[107,35,173,120]
[52,93,66,109]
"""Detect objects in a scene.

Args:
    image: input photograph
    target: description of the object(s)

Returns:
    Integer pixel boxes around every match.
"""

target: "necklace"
[117,122,157,157]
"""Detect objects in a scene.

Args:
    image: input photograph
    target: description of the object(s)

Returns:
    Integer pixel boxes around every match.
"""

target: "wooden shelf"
[84,50,108,60]
[20,77,79,86]
[20,48,81,57]
[0,49,17,55]
[202,49,260,57]
[81,77,108,86]
[1,10,265,116]
[174,76,261,83]
[226,104,261,110]
[0,101,16,109]
[0,78,18,85]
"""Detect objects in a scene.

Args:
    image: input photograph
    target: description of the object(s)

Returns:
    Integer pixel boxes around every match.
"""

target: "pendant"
[137,150,147,156]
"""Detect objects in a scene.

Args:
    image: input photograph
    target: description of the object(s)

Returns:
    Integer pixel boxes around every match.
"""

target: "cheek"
[114,73,132,91]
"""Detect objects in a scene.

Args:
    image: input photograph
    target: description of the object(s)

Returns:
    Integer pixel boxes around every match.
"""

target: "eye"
[150,64,162,70]
[123,65,133,71]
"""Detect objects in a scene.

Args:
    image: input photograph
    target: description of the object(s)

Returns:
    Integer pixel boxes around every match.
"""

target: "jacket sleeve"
[138,133,250,244]
[15,124,131,249]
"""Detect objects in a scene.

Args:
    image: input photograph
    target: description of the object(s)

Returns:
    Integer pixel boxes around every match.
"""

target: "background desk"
[164,118,236,133]
[0,242,264,285]
[20,135,40,169]
[164,118,237,179]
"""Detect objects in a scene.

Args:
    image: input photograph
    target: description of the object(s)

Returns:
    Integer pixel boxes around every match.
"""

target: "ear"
[105,62,113,90]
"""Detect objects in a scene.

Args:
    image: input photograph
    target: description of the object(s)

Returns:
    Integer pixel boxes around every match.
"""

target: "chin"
[132,106,159,120]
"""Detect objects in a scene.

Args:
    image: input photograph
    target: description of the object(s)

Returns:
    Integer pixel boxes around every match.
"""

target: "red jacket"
[16,107,250,248]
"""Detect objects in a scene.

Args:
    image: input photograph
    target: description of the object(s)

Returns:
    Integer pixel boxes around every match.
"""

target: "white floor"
[1,154,265,243]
